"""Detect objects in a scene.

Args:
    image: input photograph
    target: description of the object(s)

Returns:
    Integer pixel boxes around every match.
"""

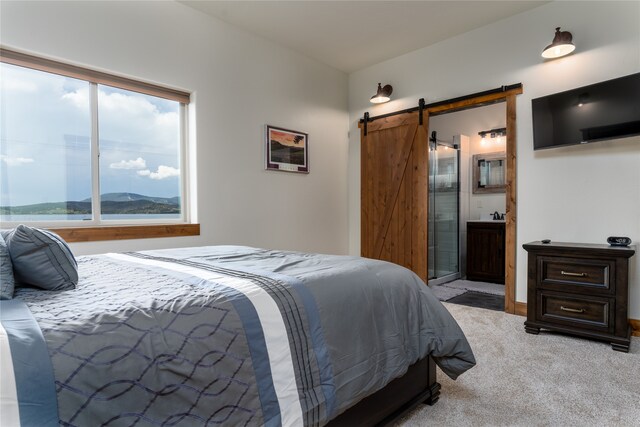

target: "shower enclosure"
[427,133,460,285]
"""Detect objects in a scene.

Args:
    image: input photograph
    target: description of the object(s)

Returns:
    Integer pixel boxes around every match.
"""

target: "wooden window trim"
[0,48,190,103]
[48,224,200,243]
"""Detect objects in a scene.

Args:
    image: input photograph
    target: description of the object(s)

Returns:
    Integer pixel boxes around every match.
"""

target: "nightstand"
[522,241,635,352]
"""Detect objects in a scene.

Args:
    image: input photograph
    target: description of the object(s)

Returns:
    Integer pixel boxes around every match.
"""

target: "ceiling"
[181,1,548,73]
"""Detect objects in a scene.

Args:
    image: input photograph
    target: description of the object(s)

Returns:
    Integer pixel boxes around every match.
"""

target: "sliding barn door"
[360,112,429,282]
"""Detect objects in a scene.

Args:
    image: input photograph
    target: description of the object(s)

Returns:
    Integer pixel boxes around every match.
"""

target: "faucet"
[492,211,500,220]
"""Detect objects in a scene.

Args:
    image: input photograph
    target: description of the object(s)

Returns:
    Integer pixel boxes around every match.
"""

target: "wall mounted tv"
[531,72,640,150]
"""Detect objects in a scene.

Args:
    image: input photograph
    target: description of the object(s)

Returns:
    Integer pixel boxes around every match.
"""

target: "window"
[0,50,190,229]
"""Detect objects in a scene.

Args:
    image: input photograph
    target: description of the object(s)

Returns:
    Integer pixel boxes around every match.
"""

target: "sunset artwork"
[265,125,308,173]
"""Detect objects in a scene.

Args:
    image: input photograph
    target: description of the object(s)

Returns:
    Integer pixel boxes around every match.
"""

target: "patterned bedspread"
[0,246,475,426]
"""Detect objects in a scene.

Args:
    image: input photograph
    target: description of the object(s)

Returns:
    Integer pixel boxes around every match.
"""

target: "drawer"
[538,256,614,294]
[538,291,612,332]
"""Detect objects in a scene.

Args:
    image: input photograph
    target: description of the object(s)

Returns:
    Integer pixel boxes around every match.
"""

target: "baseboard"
[630,319,640,337]
[514,302,527,317]
[514,302,639,337]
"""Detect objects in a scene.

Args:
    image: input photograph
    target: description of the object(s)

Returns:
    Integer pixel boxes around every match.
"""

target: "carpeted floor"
[396,303,640,426]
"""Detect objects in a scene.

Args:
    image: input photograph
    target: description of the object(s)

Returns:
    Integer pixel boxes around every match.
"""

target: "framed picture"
[265,125,309,173]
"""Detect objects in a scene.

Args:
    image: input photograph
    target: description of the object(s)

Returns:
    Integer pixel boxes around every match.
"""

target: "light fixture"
[478,127,506,144]
[577,93,589,107]
[542,27,575,59]
[370,83,393,104]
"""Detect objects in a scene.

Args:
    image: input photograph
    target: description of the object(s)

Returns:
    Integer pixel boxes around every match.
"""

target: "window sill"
[47,224,200,243]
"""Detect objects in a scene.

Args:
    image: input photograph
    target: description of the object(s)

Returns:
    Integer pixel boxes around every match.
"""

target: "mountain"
[0,193,180,215]
[101,200,180,214]
[82,193,179,205]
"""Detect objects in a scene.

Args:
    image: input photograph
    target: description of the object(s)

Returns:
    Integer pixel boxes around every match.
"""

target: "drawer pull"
[560,306,585,314]
[560,271,587,277]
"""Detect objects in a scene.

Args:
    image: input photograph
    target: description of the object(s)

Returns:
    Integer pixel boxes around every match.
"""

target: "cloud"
[62,87,180,153]
[61,87,89,109]
[137,165,179,180]
[0,155,34,166]
[109,157,147,170]
[2,78,38,93]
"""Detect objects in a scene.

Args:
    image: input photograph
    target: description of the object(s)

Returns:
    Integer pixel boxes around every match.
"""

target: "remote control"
[541,239,551,244]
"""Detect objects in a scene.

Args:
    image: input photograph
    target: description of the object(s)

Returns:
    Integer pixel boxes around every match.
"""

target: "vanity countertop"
[467,219,505,223]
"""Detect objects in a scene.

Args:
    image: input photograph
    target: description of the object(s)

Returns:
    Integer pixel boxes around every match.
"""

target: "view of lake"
[1,214,181,222]
[0,193,181,223]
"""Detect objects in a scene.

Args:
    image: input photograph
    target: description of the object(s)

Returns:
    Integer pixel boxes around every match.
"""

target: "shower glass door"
[428,141,460,283]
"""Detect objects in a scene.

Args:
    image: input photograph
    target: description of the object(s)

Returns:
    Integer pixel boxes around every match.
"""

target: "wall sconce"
[370,83,393,104]
[577,93,589,107]
[542,27,575,59]
[478,127,506,144]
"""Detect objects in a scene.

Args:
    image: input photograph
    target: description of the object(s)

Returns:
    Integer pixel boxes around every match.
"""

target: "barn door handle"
[561,271,586,277]
[560,306,585,314]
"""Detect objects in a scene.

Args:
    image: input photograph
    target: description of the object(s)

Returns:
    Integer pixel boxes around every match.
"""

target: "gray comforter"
[3,245,475,426]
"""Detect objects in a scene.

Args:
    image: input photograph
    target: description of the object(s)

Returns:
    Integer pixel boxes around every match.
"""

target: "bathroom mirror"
[472,152,506,194]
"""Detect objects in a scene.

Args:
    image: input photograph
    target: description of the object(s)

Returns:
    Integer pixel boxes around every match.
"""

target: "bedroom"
[0,0,638,425]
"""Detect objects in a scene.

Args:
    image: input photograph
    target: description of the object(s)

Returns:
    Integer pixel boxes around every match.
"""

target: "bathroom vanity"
[466,220,505,284]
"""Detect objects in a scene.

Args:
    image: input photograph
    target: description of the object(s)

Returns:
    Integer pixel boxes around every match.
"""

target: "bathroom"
[427,102,507,310]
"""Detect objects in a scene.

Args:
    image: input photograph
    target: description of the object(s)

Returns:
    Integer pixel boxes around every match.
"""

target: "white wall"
[0,1,349,256]
[348,1,640,317]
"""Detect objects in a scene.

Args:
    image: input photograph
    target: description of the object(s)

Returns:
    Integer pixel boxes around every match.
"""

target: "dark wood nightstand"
[522,241,635,352]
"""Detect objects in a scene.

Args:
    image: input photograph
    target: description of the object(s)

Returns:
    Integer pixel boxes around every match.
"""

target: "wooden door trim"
[504,94,518,314]
[425,87,522,116]
[424,88,521,315]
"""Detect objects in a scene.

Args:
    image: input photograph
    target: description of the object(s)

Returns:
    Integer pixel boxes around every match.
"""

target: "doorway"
[426,102,507,311]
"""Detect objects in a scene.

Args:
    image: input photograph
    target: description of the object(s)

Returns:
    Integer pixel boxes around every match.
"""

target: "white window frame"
[0,48,192,229]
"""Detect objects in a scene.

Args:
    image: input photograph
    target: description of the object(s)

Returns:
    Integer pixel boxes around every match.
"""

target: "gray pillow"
[4,225,78,291]
[0,233,15,299]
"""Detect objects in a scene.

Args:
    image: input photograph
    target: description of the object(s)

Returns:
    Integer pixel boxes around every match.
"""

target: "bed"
[0,245,475,426]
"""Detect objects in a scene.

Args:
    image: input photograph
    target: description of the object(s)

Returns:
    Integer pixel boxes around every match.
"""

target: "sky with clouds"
[0,63,181,207]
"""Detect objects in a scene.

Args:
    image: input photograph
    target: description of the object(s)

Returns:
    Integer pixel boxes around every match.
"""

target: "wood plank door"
[360,112,429,282]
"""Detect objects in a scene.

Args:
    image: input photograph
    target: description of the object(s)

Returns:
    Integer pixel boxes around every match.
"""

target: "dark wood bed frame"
[327,357,440,426]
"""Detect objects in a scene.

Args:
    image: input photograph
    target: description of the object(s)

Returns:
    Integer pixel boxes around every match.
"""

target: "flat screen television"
[531,73,640,150]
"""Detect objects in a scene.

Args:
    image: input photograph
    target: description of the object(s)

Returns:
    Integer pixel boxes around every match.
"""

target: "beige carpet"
[397,303,640,426]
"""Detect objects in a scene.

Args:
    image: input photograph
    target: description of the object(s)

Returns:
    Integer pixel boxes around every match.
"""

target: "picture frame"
[265,125,309,173]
